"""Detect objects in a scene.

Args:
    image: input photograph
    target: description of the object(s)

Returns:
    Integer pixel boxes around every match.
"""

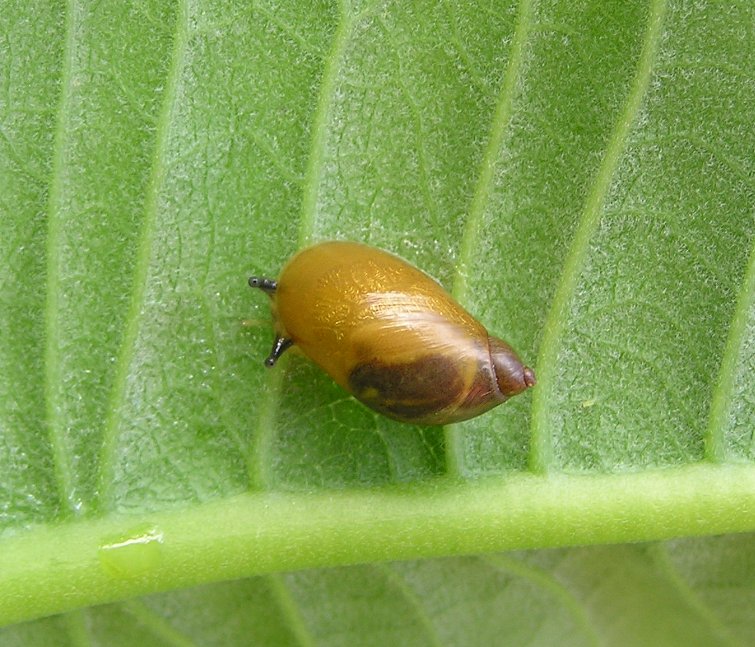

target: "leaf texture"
[0,0,753,640]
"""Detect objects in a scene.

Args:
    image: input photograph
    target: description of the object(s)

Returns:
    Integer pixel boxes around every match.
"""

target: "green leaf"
[1,0,753,643]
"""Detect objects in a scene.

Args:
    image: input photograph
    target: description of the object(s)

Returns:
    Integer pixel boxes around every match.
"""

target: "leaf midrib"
[2,462,753,627]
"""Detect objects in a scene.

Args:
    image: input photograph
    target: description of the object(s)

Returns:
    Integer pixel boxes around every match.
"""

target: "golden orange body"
[249,241,535,425]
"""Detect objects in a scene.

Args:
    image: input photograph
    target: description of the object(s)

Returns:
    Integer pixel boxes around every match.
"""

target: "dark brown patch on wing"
[348,354,463,422]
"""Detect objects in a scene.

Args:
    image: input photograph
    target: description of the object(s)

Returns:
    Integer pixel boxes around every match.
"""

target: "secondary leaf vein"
[529,0,668,473]
[269,574,318,647]
[96,0,190,508]
[297,0,353,248]
[483,553,600,646]
[250,3,353,488]
[44,0,78,515]
[705,223,755,461]
[121,599,201,647]
[377,564,445,647]
[444,0,535,478]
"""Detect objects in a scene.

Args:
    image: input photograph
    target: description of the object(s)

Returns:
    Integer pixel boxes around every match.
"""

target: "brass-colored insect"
[249,241,535,425]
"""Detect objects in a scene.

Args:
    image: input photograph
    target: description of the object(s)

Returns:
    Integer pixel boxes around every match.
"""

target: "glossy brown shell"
[269,241,534,424]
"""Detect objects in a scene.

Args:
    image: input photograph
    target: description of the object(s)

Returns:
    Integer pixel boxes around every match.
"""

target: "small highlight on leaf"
[98,525,164,579]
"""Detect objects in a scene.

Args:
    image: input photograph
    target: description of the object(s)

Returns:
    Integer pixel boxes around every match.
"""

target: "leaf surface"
[0,0,753,641]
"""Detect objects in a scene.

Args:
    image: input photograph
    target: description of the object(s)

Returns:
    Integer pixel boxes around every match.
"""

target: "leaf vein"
[96,0,191,508]
[375,16,440,225]
[444,0,536,478]
[250,4,353,488]
[705,222,755,461]
[377,564,445,647]
[528,0,668,473]
[44,0,78,515]
[121,599,201,647]
[650,544,741,646]
[297,1,353,247]
[483,553,600,646]
[269,573,318,647]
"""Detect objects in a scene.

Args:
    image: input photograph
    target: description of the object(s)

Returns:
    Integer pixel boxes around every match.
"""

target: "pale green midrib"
[483,554,600,646]
[650,544,739,645]
[43,0,77,514]
[250,5,353,489]
[528,0,668,474]
[705,225,755,461]
[444,0,535,479]
[1,462,753,627]
[376,564,445,647]
[95,0,190,507]
[268,574,318,647]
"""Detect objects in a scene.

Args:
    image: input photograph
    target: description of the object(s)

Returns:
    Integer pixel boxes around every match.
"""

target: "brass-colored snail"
[249,241,535,425]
